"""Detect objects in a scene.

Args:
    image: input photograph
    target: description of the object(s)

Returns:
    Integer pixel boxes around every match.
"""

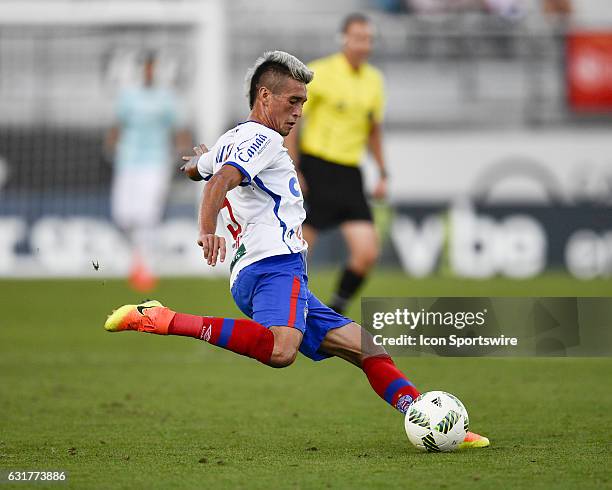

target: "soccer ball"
[404,391,469,452]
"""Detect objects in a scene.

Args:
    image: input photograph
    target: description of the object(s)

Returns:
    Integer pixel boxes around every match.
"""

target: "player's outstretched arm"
[198,165,244,266]
[180,144,209,181]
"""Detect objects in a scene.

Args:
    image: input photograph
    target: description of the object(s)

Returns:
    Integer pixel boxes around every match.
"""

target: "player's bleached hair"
[245,50,314,109]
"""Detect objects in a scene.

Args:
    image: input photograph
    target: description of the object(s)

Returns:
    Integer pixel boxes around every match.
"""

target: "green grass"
[1,271,611,489]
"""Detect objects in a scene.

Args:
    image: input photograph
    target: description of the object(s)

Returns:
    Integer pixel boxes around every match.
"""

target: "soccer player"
[285,13,387,314]
[104,51,488,449]
[106,51,190,292]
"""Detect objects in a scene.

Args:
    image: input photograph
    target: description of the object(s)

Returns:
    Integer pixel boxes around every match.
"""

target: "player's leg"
[328,163,378,314]
[128,166,171,291]
[268,326,302,367]
[168,311,302,367]
[318,321,489,448]
[104,254,308,368]
[104,300,302,367]
[330,220,379,314]
[131,164,170,262]
[110,166,157,291]
[110,167,136,243]
[299,153,332,253]
[319,321,419,413]
[294,291,417,411]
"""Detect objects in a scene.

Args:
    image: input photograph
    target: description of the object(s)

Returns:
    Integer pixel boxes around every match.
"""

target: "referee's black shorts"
[299,153,372,231]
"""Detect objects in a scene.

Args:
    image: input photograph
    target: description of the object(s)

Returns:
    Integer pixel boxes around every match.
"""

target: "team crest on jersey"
[236,133,270,163]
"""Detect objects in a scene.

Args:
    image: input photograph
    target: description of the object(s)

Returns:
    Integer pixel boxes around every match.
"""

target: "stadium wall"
[1,129,611,279]
[378,129,612,280]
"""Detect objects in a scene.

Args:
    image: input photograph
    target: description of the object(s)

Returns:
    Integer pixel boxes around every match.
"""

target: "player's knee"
[353,247,379,272]
[359,327,388,365]
[364,248,379,268]
[268,347,298,368]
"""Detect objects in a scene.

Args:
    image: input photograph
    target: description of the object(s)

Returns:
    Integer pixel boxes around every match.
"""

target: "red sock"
[362,354,420,413]
[168,313,274,365]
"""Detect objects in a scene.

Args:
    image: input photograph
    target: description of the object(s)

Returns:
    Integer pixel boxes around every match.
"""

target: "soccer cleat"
[459,431,490,449]
[104,300,175,335]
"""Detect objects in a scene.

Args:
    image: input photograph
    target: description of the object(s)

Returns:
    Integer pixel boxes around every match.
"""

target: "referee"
[286,13,388,314]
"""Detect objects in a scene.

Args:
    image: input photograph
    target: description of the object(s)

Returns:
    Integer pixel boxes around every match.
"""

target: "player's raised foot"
[458,431,490,449]
[104,300,175,335]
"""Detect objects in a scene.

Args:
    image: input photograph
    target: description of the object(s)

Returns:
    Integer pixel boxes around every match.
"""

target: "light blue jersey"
[115,87,177,168]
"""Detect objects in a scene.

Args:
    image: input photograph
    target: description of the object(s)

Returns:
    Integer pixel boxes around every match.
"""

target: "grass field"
[1,271,611,489]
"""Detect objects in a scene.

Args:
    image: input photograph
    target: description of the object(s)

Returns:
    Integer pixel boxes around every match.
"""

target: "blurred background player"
[105,51,191,291]
[286,13,388,314]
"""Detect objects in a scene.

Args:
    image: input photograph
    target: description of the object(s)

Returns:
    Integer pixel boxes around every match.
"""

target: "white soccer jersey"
[197,121,308,286]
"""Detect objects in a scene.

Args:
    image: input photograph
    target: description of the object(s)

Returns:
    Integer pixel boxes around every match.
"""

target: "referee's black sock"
[330,267,366,314]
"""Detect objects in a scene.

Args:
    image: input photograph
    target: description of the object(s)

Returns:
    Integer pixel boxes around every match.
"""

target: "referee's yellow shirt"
[300,53,385,167]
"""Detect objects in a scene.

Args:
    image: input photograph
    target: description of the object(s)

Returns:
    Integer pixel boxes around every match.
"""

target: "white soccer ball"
[404,391,469,452]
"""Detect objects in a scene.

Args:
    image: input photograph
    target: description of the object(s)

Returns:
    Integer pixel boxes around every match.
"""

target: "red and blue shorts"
[230,252,352,361]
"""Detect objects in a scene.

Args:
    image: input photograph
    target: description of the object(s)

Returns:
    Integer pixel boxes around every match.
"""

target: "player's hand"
[372,176,387,201]
[180,144,209,181]
[197,233,226,266]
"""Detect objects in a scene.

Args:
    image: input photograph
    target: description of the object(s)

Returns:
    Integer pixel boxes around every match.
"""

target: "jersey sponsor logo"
[288,176,300,197]
[235,133,270,163]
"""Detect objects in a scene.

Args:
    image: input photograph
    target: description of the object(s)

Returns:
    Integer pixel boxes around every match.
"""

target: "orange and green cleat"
[459,431,490,449]
[104,300,175,335]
